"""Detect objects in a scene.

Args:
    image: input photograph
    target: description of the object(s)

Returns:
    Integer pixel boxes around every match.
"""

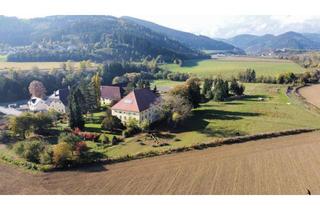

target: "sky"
[1,0,320,38]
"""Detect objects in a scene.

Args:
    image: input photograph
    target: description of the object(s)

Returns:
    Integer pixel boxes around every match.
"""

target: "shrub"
[99,134,110,144]
[58,133,81,149]
[13,140,47,163]
[13,142,25,157]
[39,146,53,165]
[101,115,124,131]
[0,131,10,143]
[112,136,119,145]
[53,142,73,167]
[75,141,89,156]
[139,120,150,132]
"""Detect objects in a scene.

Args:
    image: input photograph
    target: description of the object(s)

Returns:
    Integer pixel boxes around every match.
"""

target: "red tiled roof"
[100,86,122,101]
[111,89,159,112]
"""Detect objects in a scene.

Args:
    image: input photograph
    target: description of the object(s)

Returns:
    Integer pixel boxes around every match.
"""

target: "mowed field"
[1,131,320,194]
[163,57,305,78]
[105,83,320,158]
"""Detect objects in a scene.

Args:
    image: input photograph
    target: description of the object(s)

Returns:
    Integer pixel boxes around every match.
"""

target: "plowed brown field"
[298,84,320,108]
[1,131,320,195]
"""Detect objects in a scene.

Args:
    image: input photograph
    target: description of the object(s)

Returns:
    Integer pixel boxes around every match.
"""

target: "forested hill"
[228,31,320,54]
[122,16,244,54]
[0,15,208,62]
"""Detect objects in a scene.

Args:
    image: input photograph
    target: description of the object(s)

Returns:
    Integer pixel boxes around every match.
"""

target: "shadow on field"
[194,109,260,121]
[65,163,108,173]
[180,59,203,68]
[171,108,259,137]
[201,127,247,138]
[224,102,244,105]
[241,94,269,101]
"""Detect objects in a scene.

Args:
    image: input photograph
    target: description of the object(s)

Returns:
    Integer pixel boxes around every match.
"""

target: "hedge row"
[105,128,318,164]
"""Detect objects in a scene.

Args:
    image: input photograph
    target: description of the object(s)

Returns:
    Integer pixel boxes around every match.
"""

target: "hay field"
[1,131,320,195]
[0,62,65,71]
[163,57,305,78]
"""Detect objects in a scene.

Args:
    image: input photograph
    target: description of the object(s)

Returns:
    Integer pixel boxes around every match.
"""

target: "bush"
[0,131,10,143]
[53,142,73,167]
[39,146,53,165]
[101,115,124,131]
[75,141,89,156]
[112,136,119,145]
[139,120,150,132]
[13,140,47,163]
[99,134,109,144]
[58,133,81,148]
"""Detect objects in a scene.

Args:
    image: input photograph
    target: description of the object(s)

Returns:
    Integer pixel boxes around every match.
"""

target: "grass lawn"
[163,57,305,79]
[105,83,320,158]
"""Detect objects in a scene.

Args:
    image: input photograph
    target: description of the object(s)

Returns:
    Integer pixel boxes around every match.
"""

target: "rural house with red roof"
[100,85,124,106]
[111,89,161,124]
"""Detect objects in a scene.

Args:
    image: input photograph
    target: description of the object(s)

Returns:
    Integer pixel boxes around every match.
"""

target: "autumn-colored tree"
[28,80,47,99]
[53,142,73,167]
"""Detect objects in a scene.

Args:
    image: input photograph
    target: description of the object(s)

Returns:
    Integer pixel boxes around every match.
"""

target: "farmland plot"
[1,131,320,194]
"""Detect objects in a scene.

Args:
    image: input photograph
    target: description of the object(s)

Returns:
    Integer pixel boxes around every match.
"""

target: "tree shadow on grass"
[180,59,204,68]
[170,108,260,138]
[193,109,261,121]
[241,94,270,101]
[85,126,101,133]
[201,127,247,138]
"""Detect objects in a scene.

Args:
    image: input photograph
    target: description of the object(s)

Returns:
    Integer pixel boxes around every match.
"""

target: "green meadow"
[105,83,320,158]
[163,57,305,78]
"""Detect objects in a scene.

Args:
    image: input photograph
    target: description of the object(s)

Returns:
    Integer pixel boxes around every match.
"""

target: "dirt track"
[1,85,320,195]
[1,131,320,195]
[298,84,320,107]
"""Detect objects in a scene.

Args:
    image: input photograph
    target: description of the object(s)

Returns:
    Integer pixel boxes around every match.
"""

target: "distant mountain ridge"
[227,31,320,54]
[122,16,244,54]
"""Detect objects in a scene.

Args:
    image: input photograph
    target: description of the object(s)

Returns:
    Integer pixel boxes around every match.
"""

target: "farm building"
[111,89,161,124]
[100,85,124,106]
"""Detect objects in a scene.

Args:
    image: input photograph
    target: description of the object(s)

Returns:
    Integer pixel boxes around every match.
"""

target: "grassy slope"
[105,83,320,158]
[163,57,305,78]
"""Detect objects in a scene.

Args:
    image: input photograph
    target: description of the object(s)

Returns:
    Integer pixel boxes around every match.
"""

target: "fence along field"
[1,131,320,194]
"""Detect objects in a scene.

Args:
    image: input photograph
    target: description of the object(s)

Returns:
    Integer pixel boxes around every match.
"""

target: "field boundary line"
[104,128,319,165]
[294,84,320,114]
[1,128,317,172]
